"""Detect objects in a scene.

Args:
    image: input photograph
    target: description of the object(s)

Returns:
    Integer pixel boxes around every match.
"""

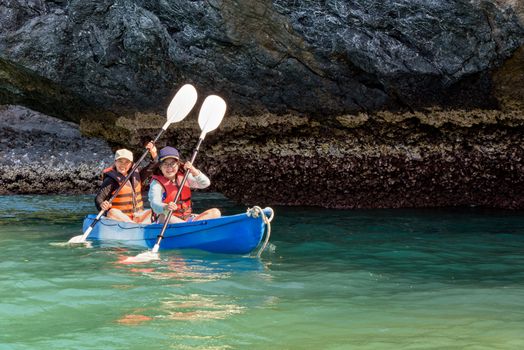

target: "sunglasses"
[161,160,179,168]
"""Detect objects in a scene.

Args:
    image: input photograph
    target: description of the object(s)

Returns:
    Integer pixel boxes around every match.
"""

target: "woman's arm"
[138,141,159,186]
[139,160,159,186]
[148,179,168,215]
[95,177,117,211]
[182,161,211,189]
[187,172,211,189]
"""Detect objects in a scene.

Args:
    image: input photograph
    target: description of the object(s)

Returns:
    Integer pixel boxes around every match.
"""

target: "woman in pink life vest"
[148,146,221,224]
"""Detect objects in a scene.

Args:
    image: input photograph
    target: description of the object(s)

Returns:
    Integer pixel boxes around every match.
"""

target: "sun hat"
[114,149,133,162]
[159,146,180,162]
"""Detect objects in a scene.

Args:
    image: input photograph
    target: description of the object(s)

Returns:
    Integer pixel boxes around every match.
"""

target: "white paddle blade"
[198,95,227,134]
[123,250,160,263]
[50,240,92,248]
[67,235,85,244]
[68,224,93,243]
[164,84,198,128]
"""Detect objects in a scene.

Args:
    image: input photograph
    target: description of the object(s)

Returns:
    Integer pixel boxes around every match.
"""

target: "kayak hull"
[81,208,272,254]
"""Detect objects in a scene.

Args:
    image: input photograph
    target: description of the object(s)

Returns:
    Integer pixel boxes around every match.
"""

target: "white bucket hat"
[114,149,133,162]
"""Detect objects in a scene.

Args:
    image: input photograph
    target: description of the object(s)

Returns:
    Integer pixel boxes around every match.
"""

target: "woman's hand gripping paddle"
[124,95,227,263]
[66,84,198,245]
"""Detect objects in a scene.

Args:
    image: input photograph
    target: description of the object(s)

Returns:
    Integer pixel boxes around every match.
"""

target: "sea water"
[0,194,523,350]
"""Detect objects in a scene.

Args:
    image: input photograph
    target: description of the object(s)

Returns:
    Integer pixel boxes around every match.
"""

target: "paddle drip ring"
[247,206,274,257]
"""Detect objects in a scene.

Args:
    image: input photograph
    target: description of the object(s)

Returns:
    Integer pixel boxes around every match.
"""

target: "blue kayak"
[81,207,274,254]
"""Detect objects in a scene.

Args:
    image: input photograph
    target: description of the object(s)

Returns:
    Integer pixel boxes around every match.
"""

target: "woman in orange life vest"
[95,142,158,223]
[148,146,221,224]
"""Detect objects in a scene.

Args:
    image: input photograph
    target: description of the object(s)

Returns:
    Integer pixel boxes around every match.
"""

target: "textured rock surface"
[77,108,523,209]
[0,0,522,116]
[0,0,523,209]
[207,110,524,209]
[0,105,113,194]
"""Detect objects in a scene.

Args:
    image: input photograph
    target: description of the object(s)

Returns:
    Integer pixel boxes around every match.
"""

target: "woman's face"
[160,159,179,180]
[115,158,132,175]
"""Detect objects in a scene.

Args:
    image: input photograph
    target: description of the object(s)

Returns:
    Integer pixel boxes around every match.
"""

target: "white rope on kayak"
[247,206,274,257]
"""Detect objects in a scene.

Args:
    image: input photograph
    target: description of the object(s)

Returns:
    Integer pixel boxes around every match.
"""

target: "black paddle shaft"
[154,137,204,244]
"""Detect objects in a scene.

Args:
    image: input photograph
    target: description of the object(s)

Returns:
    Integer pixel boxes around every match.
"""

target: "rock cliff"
[0,0,523,208]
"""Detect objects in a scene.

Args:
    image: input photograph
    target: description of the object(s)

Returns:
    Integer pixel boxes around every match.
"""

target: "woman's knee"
[107,209,133,222]
[207,208,221,218]
[214,208,221,217]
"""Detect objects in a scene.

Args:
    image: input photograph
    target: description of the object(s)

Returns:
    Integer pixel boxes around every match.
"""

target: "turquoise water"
[1,195,523,349]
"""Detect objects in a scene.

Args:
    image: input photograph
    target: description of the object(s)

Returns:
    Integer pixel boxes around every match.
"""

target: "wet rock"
[2,105,522,209]
[85,109,522,209]
[0,105,113,194]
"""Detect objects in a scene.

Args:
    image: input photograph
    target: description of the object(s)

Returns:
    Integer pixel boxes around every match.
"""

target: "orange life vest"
[151,173,192,219]
[103,166,144,217]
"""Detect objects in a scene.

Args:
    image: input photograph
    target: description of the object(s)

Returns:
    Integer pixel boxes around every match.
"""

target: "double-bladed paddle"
[125,95,227,262]
[67,84,198,244]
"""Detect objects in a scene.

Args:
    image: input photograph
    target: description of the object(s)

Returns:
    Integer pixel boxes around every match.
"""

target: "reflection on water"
[109,252,268,325]
[117,255,232,284]
[1,195,524,350]
[116,313,153,325]
[116,294,245,325]
[159,294,245,321]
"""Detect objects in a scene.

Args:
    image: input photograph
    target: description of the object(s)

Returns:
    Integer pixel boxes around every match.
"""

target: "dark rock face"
[0,105,113,194]
[0,0,522,116]
[76,109,522,209]
[1,0,178,115]
[208,111,524,209]
[0,0,523,209]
